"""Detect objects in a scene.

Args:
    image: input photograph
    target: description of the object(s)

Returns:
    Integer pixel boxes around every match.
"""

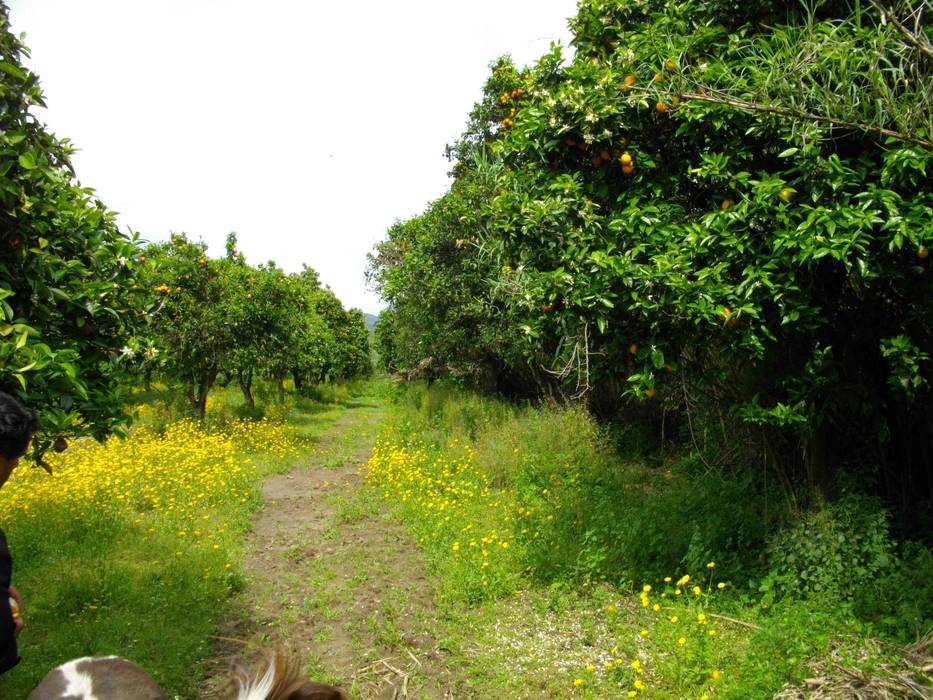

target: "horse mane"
[224,650,319,700]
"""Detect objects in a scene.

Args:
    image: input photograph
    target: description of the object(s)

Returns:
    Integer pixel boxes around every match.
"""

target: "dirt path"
[208,400,468,699]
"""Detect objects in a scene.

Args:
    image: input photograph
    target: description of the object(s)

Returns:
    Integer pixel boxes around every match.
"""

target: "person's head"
[0,391,38,489]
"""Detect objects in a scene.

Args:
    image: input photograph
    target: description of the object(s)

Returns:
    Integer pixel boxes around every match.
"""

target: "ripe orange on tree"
[656,101,669,112]
[620,152,633,165]
[918,245,929,260]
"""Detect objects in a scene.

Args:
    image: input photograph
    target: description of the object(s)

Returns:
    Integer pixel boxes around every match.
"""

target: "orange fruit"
[622,163,634,175]
[656,101,669,112]
[721,199,731,210]
[918,245,929,260]
[629,343,638,355]
[666,59,677,70]
[624,74,636,86]
[780,189,794,201]
[620,152,633,165]
[644,388,656,398]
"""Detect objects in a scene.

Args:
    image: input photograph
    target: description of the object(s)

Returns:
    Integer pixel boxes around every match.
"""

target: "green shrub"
[761,495,897,606]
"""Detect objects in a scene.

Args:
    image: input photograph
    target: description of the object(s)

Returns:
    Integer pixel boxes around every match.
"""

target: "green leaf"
[778,147,799,157]
[18,151,36,169]
[0,61,26,80]
[651,349,665,370]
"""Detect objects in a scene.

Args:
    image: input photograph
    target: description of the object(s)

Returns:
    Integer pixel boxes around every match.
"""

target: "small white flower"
[120,346,135,359]
[583,132,595,144]
[584,112,598,123]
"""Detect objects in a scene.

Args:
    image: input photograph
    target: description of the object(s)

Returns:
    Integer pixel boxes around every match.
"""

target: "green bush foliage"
[141,234,371,415]
[762,496,897,604]
[0,5,148,455]
[374,383,930,652]
[369,0,933,534]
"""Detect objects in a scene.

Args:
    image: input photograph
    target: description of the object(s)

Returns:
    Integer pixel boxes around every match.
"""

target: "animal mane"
[232,651,308,700]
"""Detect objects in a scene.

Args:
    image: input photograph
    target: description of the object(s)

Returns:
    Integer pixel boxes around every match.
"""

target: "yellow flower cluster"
[365,436,533,591]
[598,565,727,697]
[1,417,300,535]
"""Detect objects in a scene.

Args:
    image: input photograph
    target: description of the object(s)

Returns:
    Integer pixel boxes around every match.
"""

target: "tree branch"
[679,90,933,150]
[867,0,933,59]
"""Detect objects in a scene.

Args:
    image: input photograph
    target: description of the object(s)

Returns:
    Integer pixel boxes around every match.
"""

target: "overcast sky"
[6,1,576,313]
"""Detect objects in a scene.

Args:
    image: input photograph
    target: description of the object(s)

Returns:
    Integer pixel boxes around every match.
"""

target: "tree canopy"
[369,0,933,530]
[0,5,147,458]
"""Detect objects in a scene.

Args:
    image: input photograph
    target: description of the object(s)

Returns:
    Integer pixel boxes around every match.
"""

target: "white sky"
[6,1,576,314]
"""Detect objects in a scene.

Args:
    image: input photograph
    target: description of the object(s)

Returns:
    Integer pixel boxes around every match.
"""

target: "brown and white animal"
[28,650,347,700]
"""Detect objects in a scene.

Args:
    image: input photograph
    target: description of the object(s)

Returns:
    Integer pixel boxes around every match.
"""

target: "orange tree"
[305,279,371,384]
[375,0,933,531]
[142,234,233,417]
[0,4,147,457]
[144,237,368,412]
[367,164,532,391]
[212,239,345,405]
[481,0,932,521]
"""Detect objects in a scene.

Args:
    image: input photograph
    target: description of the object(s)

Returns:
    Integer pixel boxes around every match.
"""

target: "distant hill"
[363,313,379,330]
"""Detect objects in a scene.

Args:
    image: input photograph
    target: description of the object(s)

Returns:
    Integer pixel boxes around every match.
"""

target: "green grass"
[365,380,932,698]
[3,377,928,697]
[0,378,370,697]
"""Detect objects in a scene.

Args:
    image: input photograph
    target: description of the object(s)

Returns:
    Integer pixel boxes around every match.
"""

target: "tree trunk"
[191,366,217,419]
[277,373,286,405]
[292,369,304,394]
[238,369,254,409]
[184,381,197,411]
[195,383,209,419]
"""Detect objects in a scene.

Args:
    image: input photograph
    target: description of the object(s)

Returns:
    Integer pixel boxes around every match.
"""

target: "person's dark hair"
[0,392,38,460]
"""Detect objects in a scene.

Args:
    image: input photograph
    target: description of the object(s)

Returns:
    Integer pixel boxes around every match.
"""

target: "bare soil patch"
[206,402,468,699]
